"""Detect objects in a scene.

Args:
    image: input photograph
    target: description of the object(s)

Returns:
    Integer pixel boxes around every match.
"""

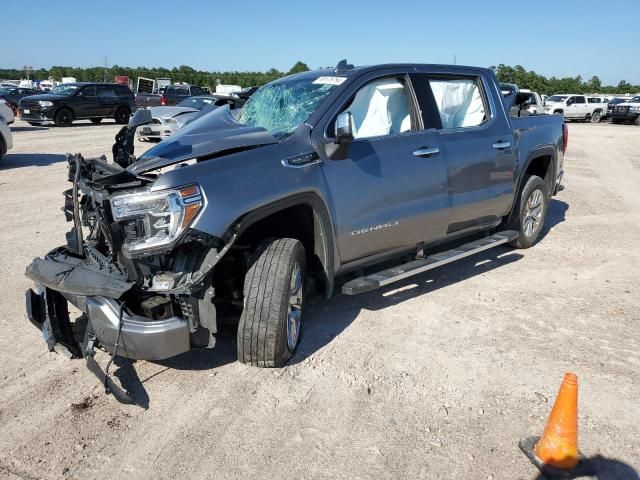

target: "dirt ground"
[0,119,638,480]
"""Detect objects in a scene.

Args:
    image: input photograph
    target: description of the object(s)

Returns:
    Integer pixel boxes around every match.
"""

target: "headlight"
[110,184,204,256]
[38,101,54,107]
[164,117,177,124]
[630,106,640,112]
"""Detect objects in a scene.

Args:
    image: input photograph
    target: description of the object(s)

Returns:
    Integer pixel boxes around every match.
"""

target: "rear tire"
[54,108,73,127]
[90,118,102,124]
[590,111,602,123]
[237,238,306,367]
[508,175,548,249]
[114,107,130,125]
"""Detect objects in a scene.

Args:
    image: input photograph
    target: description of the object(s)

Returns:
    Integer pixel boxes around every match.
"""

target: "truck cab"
[544,94,605,122]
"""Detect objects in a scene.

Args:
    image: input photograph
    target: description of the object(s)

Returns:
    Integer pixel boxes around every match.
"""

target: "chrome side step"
[341,230,518,295]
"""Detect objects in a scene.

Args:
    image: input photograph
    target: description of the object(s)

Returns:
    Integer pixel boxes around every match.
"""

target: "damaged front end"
[25,146,234,402]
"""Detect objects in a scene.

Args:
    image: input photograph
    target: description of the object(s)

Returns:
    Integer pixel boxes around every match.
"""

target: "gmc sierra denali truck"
[25,62,567,402]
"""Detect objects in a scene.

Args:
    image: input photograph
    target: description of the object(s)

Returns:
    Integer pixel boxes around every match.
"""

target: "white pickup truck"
[520,89,544,115]
[544,94,605,123]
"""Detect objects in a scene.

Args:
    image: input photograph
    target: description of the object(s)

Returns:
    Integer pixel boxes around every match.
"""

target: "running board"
[341,230,518,295]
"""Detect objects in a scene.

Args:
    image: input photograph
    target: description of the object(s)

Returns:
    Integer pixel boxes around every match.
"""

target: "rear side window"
[97,85,116,97]
[167,87,189,95]
[114,85,132,96]
[428,78,487,128]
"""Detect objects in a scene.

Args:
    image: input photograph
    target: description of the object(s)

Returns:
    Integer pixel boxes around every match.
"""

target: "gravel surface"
[0,119,638,479]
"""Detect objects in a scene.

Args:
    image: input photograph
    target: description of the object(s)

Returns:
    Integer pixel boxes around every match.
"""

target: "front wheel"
[54,108,73,127]
[237,238,306,367]
[508,175,549,249]
[114,107,130,125]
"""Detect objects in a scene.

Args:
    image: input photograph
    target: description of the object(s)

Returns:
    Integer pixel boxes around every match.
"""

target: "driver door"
[320,73,449,265]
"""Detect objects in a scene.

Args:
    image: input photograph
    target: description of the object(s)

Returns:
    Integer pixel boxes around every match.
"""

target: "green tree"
[287,61,310,75]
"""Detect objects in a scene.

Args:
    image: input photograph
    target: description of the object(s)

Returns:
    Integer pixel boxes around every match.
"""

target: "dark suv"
[19,82,134,127]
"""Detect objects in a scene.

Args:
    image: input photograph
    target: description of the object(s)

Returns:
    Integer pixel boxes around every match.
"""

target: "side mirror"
[335,111,354,146]
[128,108,151,128]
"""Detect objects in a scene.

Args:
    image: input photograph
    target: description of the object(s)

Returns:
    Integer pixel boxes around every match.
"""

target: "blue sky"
[2,0,639,85]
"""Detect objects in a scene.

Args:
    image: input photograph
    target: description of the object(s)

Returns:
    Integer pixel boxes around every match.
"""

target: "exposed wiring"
[103,303,125,395]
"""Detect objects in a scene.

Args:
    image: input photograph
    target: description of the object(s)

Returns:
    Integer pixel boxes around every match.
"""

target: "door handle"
[413,147,440,158]
[492,141,511,150]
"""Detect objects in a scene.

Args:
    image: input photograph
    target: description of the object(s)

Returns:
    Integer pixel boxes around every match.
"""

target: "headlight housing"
[630,106,640,112]
[110,184,204,256]
[38,100,54,107]
[164,117,177,124]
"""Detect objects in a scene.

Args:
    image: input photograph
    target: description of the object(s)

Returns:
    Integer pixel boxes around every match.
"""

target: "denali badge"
[351,221,399,236]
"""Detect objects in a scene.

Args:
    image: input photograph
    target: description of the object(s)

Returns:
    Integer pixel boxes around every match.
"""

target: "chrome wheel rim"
[286,262,303,351]
[523,189,544,237]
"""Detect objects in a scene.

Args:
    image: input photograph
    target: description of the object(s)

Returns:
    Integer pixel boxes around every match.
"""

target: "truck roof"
[279,63,496,82]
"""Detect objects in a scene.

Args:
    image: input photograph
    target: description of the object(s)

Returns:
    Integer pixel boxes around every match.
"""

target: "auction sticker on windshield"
[313,76,347,85]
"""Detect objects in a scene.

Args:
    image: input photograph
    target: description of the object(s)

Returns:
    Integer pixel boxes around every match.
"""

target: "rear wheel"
[114,107,130,125]
[237,238,306,367]
[54,108,73,127]
[590,111,602,123]
[508,175,548,249]
[90,118,102,124]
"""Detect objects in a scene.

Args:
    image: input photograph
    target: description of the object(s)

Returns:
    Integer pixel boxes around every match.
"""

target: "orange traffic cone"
[519,372,595,478]
[535,372,579,468]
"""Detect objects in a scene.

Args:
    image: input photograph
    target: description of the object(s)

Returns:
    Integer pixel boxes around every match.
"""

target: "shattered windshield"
[236,76,342,140]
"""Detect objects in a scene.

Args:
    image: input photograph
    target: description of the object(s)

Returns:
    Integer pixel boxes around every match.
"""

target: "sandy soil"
[0,119,638,480]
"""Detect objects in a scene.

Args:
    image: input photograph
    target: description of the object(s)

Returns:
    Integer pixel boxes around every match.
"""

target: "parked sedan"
[0,86,41,115]
[138,95,243,141]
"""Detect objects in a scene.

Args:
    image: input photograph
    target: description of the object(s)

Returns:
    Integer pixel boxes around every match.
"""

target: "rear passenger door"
[411,72,515,234]
[96,85,118,116]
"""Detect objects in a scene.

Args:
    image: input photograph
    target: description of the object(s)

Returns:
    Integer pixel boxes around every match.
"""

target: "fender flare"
[232,192,338,298]
[508,146,557,216]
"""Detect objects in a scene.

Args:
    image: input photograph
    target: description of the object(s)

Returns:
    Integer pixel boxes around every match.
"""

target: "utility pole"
[103,56,109,82]
[23,65,33,80]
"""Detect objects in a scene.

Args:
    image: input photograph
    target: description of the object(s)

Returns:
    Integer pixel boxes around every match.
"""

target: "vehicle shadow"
[533,455,639,479]
[291,246,524,365]
[0,153,66,170]
[10,125,49,132]
[110,325,238,408]
[539,199,568,242]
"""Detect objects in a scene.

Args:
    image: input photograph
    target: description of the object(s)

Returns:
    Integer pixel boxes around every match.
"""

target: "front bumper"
[25,249,190,361]
[611,111,639,121]
[19,107,55,122]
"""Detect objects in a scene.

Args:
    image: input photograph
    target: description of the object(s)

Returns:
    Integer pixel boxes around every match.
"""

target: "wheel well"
[525,155,554,194]
[237,205,320,270]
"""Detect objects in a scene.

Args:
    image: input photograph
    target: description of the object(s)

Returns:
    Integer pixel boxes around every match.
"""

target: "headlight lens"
[38,100,54,107]
[110,184,203,256]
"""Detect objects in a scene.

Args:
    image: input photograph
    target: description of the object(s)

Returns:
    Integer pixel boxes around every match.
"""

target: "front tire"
[54,108,73,127]
[237,238,306,367]
[114,107,130,125]
[508,175,549,249]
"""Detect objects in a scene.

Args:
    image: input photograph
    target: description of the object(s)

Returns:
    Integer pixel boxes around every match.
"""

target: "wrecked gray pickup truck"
[25,61,567,402]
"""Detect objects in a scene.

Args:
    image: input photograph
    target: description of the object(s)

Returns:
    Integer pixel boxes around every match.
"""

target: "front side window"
[80,85,96,96]
[338,77,411,139]
[237,75,340,140]
[573,96,586,104]
[428,78,487,129]
[51,85,79,96]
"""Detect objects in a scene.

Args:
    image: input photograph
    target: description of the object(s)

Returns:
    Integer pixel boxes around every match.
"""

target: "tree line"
[491,64,639,95]
[1,61,638,95]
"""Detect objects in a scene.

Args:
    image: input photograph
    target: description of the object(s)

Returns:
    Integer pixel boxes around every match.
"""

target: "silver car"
[137,95,242,141]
